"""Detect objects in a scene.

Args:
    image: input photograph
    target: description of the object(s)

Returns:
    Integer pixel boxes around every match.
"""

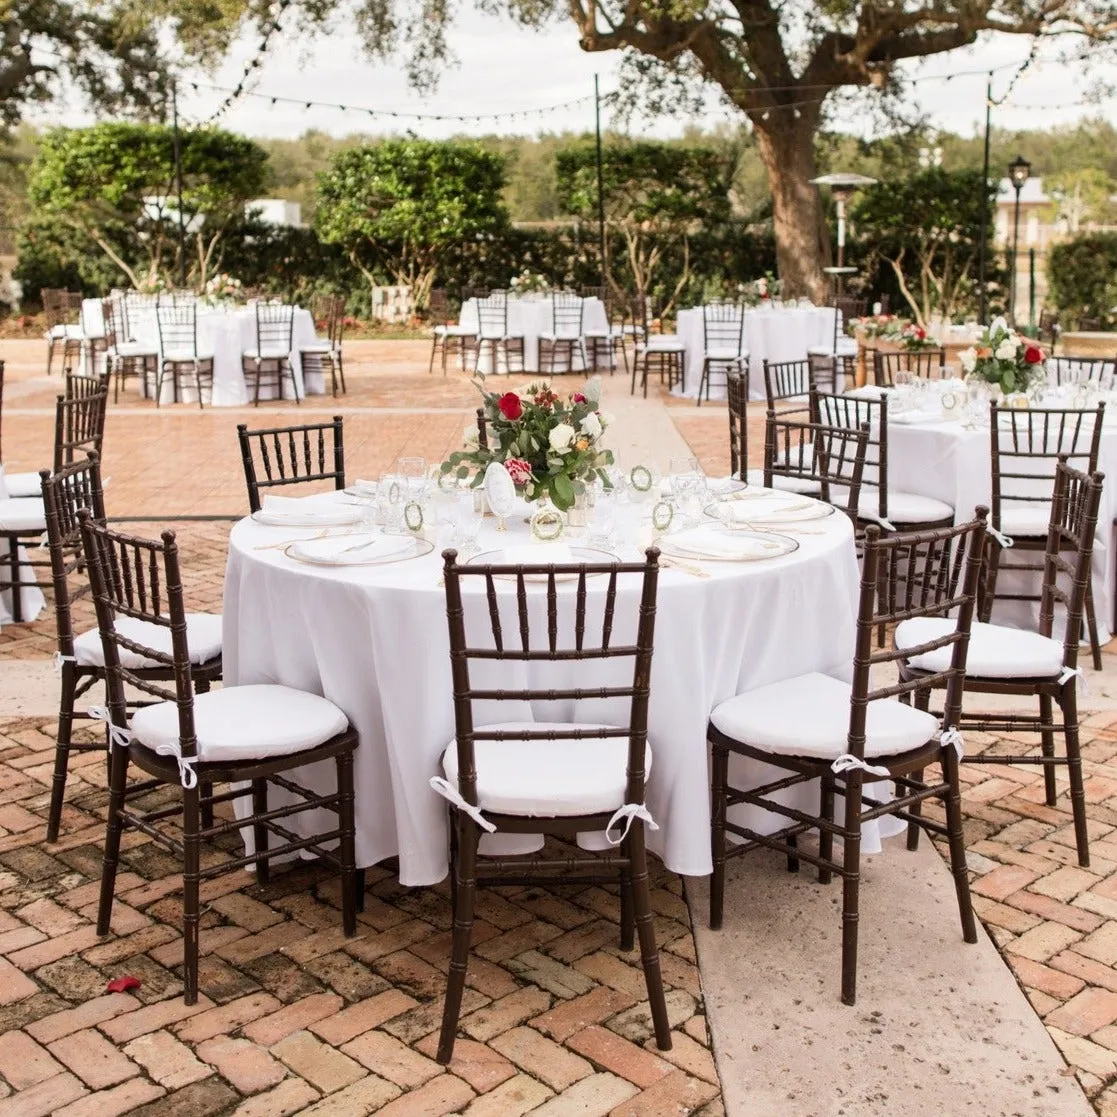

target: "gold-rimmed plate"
[706,495,835,525]
[285,533,433,567]
[659,526,798,563]
[465,545,621,582]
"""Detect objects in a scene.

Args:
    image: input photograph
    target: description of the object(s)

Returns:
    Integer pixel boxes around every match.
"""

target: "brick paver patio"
[3,338,1117,1113]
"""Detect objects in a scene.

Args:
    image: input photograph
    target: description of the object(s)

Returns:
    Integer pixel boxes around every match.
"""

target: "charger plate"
[465,545,620,582]
[659,525,798,562]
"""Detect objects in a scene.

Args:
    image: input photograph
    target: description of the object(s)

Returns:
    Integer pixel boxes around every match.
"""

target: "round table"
[458,297,609,374]
[674,305,838,400]
[81,300,324,405]
[223,493,862,886]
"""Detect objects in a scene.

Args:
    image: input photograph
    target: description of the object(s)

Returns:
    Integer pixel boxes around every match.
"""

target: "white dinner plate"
[707,495,835,525]
[465,546,620,582]
[659,526,798,562]
[286,533,431,566]
[704,476,748,497]
[252,506,363,528]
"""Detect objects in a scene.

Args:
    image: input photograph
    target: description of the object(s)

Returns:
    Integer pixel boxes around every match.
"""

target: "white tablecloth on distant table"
[674,305,839,400]
[880,400,1117,640]
[0,466,46,626]
[458,297,609,375]
[223,493,865,885]
[81,300,325,406]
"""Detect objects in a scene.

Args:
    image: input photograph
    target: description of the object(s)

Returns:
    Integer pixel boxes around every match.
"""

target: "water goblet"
[396,456,427,480]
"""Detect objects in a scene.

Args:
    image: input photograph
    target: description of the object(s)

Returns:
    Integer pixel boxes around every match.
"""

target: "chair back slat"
[703,303,744,353]
[255,303,295,354]
[237,418,346,512]
[442,548,660,811]
[873,349,946,386]
[54,388,108,472]
[477,296,509,339]
[156,304,200,358]
[763,359,813,409]
[551,293,584,337]
[763,416,869,519]
[726,372,749,480]
[813,390,889,518]
[1048,356,1115,387]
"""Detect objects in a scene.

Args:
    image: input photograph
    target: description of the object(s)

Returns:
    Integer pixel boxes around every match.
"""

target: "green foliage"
[852,168,1000,324]
[1048,234,1117,329]
[315,138,510,308]
[26,123,268,289]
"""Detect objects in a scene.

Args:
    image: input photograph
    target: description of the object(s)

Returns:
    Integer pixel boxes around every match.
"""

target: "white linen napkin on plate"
[288,533,414,565]
[668,526,783,560]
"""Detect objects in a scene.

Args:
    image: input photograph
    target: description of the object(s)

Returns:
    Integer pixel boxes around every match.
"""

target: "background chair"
[101,297,158,402]
[156,304,214,407]
[80,515,357,1004]
[697,302,746,405]
[301,294,348,395]
[899,462,1102,866]
[42,289,86,376]
[428,289,477,377]
[433,546,671,1063]
[473,294,525,375]
[763,413,869,514]
[539,291,588,374]
[631,298,685,398]
[237,417,346,512]
[873,349,947,386]
[1047,355,1116,387]
[243,302,297,404]
[708,512,987,1003]
[763,358,815,414]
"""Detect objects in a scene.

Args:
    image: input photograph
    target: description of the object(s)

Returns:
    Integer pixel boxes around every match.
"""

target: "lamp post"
[1008,154,1031,327]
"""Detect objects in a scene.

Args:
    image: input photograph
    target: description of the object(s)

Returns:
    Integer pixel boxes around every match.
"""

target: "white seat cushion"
[242,348,291,360]
[744,469,821,496]
[808,339,858,358]
[130,684,348,764]
[73,613,223,669]
[704,347,744,361]
[163,349,214,362]
[0,497,45,532]
[434,325,476,338]
[896,617,1065,679]
[441,721,650,817]
[539,332,584,341]
[113,342,157,358]
[641,337,685,353]
[997,504,1051,538]
[47,325,85,340]
[4,472,41,499]
[711,672,939,760]
[830,486,953,525]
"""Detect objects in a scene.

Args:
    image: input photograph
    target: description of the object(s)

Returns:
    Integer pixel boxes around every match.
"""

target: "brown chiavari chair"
[984,402,1104,670]
[300,294,348,395]
[156,304,214,407]
[807,351,841,395]
[433,546,670,1063]
[41,454,223,841]
[727,371,749,483]
[763,414,869,516]
[79,514,358,1004]
[473,294,525,375]
[237,417,346,513]
[763,358,815,413]
[899,462,1102,866]
[475,406,489,450]
[808,297,861,382]
[428,288,477,377]
[873,349,947,386]
[709,510,988,1003]
[42,289,86,376]
[697,302,746,406]
[1047,355,1116,387]
[539,291,587,375]
[461,287,489,303]
[243,302,297,405]
[584,293,630,377]
[1038,308,1060,350]
[580,285,607,300]
[101,297,158,403]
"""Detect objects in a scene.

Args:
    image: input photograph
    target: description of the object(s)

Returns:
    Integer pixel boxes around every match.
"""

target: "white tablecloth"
[0,466,46,626]
[884,406,1117,639]
[223,495,863,885]
[675,306,839,400]
[81,300,325,405]
[458,297,609,374]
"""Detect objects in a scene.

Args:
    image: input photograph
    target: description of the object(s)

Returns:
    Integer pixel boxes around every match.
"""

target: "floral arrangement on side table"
[852,313,903,340]
[959,317,1045,395]
[508,270,551,297]
[898,322,941,352]
[202,273,243,304]
[441,377,614,511]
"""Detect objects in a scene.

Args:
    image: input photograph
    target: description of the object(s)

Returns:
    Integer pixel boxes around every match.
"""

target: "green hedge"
[1048,233,1117,329]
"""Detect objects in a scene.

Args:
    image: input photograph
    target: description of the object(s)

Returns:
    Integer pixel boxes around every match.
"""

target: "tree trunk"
[751,111,830,303]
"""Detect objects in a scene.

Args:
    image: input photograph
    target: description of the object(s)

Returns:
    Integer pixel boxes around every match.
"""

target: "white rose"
[959,348,977,373]
[995,340,1017,360]
[580,412,602,439]
[989,316,1009,335]
[599,410,615,428]
[583,375,603,404]
[549,423,576,452]
[463,425,479,447]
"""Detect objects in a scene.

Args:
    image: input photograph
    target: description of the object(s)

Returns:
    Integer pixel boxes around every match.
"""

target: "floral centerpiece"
[508,270,551,297]
[851,313,904,340]
[202,273,243,304]
[898,322,941,352]
[959,317,1045,394]
[441,377,614,511]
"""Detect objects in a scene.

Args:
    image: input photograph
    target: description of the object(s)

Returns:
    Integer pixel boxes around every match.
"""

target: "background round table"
[223,494,862,886]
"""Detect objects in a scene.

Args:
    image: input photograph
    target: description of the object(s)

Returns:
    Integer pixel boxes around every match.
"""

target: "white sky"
[30,9,1113,142]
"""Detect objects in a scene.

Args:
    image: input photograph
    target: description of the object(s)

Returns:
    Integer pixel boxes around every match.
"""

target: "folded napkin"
[351,478,379,496]
[262,493,339,511]
[668,525,785,560]
[288,533,415,565]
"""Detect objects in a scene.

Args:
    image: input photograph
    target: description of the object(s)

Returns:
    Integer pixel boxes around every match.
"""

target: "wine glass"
[396,457,427,480]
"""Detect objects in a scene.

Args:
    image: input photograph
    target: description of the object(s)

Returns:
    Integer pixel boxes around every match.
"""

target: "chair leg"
[8,540,23,624]
[97,743,130,936]
[1039,693,1059,807]
[1084,568,1103,672]
[46,337,56,376]
[619,866,635,951]
[709,742,728,930]
[818,774,835,884]
[979,540,1003,624]
[182,784,202,1005]
[839,771,863,1006]
[429,336,439,375]
[906,688,931,851]
[1062,688,1091,867]
[941,745,978,944]
[337,752,357,936]
[786,833,800,874]
[627,822,672,1050]
[337,351,347,394]
[46,666,78,843]
[436,812,478,1065]
[251,779,270,885]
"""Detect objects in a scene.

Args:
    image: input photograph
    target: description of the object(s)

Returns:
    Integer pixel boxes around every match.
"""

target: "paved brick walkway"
[3,338,1117,1114]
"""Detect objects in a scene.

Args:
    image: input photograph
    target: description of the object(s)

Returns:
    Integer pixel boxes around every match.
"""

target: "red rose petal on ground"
[106,975,141,993]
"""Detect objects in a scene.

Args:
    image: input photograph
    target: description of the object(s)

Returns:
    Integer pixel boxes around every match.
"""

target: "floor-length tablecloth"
[81,300,324,405]
[223,497,863,885]
[0,466,46,626]
[458,297,609,374]
[675,306,839,400]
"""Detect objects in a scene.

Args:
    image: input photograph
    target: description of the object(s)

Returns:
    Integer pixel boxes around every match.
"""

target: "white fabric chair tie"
[153,743,199,790]
[53,652,77,675]
[1059,666,1088,695]
[988,526,1014,550]
[605,802,659,847]
[831,753,891,779]
[937,726,965,762]
[429,776,497,833]
[88,705,133,750]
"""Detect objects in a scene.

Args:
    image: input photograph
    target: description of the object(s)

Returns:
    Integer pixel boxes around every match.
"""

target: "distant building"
[995,178,1052,250]
[247,200,303,227]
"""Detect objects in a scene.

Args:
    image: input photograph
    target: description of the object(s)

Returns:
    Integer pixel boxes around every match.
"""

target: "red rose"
[915,327,926,339]
[505,458,534,486]
[1024,345,1043,364]
[497,392,523,420]
[573,393,586,403]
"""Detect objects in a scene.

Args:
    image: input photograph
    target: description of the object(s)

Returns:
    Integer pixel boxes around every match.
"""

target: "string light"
[205,0,293,123]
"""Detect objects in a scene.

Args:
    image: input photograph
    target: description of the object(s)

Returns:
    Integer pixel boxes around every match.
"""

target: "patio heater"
[1007,155,1032,327]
